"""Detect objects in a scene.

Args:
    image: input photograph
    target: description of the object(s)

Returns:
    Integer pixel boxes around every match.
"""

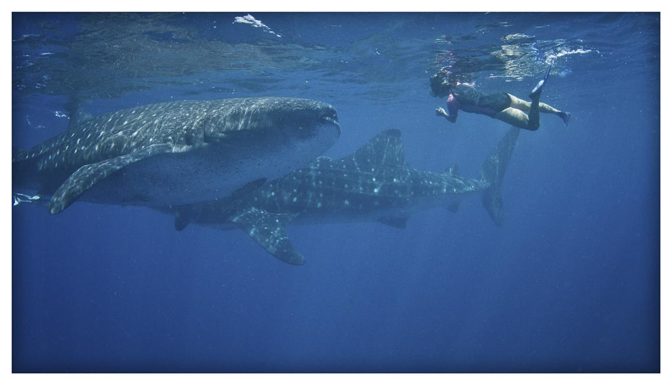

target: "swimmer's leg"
[528,93,541,130]
[493,108,537,131]
[509,94,570,125]
[498,70,547,130]
[496,97,539,130]
[508,94,531,111]
[524,66,553,129]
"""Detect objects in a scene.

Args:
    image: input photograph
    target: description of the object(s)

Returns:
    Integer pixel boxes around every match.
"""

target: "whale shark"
[13,97,341,214]
[170,127,520,265]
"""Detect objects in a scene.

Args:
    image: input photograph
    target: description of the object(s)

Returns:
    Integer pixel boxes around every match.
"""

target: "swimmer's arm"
[435,107,456,122]
[436,94,458,122]
[435,104,458,123]
[446,93,459,121]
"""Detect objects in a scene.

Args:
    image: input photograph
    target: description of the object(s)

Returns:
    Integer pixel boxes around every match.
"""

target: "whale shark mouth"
[321,116,340,129]
[318,109,341,144]
[318,105,340,129]
[320,118,340,140]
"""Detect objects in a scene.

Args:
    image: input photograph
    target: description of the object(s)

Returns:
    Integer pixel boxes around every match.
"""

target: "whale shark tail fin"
[480,126,520,225]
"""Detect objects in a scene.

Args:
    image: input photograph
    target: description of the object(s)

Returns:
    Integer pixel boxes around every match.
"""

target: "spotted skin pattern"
[176,127,520,265]
[13,97,341,214]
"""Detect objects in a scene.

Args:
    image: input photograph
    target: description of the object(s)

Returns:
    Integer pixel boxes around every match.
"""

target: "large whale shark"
[170,127,520,265]
[13,97,340,214]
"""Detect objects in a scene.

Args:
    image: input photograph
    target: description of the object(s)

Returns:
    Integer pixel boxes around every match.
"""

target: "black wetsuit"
[451,84,511,116]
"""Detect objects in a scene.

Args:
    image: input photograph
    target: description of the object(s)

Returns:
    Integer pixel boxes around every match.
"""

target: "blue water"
[12,13,660,372]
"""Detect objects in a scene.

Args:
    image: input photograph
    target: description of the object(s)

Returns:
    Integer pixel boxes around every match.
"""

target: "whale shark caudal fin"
[480,127,520,225]
[49,144,172,214]
[230,207,304,265]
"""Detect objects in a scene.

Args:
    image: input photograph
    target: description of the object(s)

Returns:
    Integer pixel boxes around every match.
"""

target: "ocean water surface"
[12,12,660,372]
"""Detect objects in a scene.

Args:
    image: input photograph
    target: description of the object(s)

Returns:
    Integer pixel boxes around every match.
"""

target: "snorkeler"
[431,66,570,130]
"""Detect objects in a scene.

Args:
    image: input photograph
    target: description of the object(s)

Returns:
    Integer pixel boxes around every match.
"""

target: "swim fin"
[529,65,552,99]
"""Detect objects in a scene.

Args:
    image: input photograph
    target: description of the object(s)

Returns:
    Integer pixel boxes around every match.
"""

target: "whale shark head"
[202,97,340,155]
[143,97,342,207]
[194,97,341,196]
[264,97,341,158]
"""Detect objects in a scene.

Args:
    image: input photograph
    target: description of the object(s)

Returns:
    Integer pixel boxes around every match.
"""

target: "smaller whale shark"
[171,127,520,265]
[13,97,340,214]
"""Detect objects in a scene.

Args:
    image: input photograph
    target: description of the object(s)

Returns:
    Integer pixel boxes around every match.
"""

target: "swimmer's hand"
[435,107,456,122]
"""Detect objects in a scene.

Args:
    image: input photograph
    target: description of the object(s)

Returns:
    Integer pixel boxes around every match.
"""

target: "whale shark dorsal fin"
[48,144,172,214]
[348,129,405,171]
[230,207,304,265]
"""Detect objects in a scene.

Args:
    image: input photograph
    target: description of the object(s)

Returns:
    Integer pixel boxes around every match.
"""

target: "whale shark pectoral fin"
[230,207,304,265]
[48,144,172,214]
[377,215,408,229]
